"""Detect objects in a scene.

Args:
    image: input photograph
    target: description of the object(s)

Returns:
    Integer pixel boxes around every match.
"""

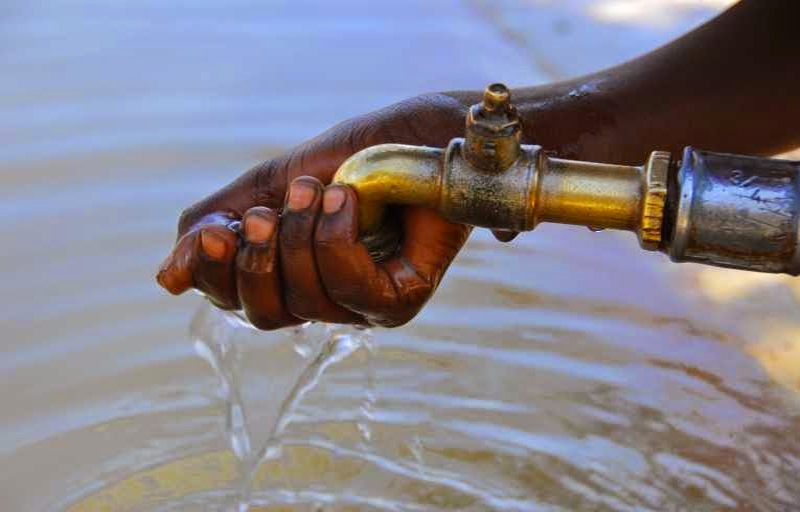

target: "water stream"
[3,2,800,511]
[192,306,378,511]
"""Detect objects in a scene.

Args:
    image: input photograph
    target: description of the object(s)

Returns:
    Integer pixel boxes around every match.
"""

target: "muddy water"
[2,1,800,511]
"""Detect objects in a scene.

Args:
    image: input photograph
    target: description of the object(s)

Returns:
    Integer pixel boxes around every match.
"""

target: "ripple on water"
[2,1,800,510]
[56,300,800,511]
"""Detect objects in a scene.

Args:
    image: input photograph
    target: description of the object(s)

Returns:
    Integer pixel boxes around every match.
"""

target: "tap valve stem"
[464,83,522,173]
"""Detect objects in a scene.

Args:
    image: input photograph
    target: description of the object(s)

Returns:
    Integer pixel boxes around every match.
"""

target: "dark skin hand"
[157,0,800,329]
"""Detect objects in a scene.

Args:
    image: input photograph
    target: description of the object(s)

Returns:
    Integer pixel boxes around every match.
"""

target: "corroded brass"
[440,138,536,231]
[334,83,800,275]
[536,157,641,230]
[334,144,670,253]
[639,151,670,249]
[463,83,522,173]
[333,143,443,234]
[332,82,669,259]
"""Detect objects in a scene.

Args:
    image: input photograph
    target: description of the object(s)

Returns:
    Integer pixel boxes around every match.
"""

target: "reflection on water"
[2,1,800,511]
[68,293,800,511]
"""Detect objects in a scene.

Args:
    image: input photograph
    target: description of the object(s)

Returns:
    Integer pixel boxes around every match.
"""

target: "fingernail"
[323,187,346,214]
[286,181,316,211]
[244,212,276,243]
[200,230,228,260]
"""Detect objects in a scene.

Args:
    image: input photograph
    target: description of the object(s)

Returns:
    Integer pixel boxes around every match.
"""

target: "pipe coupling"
[668,147,800,274]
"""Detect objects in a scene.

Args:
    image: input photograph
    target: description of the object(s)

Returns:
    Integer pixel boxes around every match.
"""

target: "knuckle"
[284,289,322,321]
[351,113,384,149]
[314,219,357,247]
[380,93,463,146]
[253,157,288,207]
[328,288,363,312]
[313,231,338,249]
[236,246,276,274]
[177,206,198,236]
[328,113,383,155]
[292,174,323,188]
[279,215,313,250]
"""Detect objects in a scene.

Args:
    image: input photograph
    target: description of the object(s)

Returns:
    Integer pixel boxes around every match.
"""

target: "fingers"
[156,213,240,310]
[280,177,363,324]
[315,185,471,327]
[193,225,240,309]
[236,207,301,330]
[396,206,471,284]
[156,233,195,295]
[492,229,519,242]
[314,186,419,327]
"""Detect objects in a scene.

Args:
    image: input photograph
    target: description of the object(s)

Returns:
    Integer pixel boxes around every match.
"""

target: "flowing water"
[3,1,800,511]
[191,310,378,511]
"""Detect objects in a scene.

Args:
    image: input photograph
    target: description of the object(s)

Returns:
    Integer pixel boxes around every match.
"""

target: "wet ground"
[3,1,800,510]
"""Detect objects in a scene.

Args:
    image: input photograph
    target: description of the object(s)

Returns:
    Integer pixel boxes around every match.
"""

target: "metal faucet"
[333,83,800,275]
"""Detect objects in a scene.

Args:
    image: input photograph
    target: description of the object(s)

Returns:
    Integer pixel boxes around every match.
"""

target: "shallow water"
[3,1,800,511]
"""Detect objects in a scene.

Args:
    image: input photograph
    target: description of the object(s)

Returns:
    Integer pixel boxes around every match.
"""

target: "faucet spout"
[332,143,444,234]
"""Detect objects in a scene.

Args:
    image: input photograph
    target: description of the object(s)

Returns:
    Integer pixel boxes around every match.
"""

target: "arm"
[448,0,800,163]
[157,0,800,328]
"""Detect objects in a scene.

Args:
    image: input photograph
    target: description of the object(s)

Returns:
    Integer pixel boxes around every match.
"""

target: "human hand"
[156,93,473,328]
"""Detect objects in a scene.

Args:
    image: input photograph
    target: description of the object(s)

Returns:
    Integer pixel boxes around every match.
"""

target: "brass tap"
[334,84,669,253]
[333,83,800,275]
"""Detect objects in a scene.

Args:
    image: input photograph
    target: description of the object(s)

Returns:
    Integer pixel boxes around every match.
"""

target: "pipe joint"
[440,138,538,232]
[331,82,800,275]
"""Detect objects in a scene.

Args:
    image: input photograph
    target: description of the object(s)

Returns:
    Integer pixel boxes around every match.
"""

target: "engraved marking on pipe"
[729,169,759,188]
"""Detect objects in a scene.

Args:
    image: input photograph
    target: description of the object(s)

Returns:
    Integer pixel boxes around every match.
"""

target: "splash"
[191,304,376,511]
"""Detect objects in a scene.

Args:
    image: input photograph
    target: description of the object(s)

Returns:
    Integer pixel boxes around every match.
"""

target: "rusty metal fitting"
[463,83,522,173]
[334,141,671,256]
[332,82,800,275]
[440,138,537,232]
[333,82,670,260]
[638,151,670,249]
[668,148,800,274]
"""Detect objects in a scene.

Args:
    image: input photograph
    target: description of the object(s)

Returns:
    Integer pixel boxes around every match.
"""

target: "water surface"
[2,1,799,510]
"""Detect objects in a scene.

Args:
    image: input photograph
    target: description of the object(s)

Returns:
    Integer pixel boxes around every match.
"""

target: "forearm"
[177,1,799,239]
[447,0,800,164]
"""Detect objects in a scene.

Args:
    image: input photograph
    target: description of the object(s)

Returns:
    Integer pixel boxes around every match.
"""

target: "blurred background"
[3,1,800,510]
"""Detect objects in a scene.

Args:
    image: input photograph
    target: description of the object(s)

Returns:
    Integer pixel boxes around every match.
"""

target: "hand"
[156,93,474,328]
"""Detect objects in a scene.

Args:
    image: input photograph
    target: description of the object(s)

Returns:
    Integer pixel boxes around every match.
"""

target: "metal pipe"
[538,158,642,230]
[333,143,443,234]
[332,83,800,275]
[666,147,800,274]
